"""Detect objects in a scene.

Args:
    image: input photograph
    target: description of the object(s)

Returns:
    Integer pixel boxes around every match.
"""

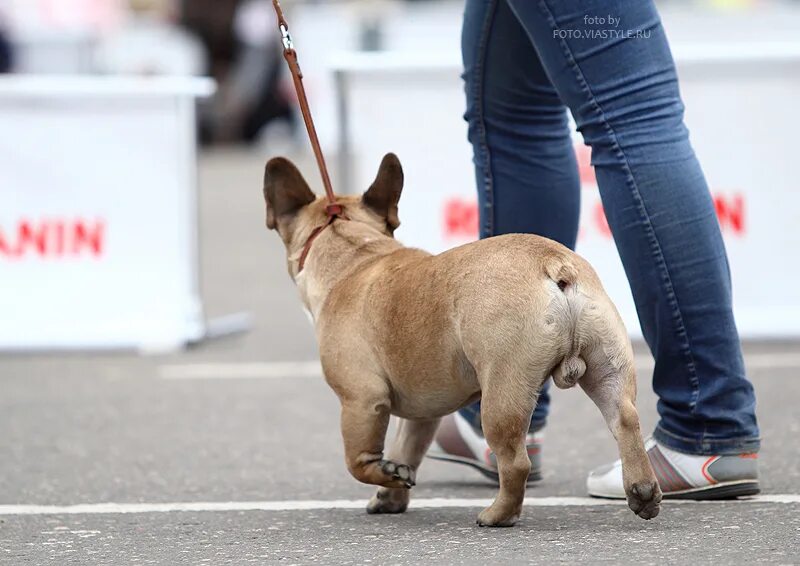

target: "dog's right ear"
[263,157,316,230]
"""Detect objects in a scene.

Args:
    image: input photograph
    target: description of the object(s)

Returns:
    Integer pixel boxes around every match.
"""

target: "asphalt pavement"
[1,149,798,565]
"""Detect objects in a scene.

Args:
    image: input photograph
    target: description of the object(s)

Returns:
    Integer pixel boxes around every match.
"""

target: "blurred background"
[1,3,799,562]
[1,0,799,354]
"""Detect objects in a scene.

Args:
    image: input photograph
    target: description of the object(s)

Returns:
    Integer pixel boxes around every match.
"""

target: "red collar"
[297,203,348,272]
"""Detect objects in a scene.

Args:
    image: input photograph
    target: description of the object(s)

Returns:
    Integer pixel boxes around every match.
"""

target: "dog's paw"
[626,480,662,520]
[366,487,410,514]
[476,504,520,528]
[379,460,416,488]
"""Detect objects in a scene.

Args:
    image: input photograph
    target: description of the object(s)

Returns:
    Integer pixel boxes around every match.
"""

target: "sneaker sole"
[426,451,543,483]
[589,479,760,500]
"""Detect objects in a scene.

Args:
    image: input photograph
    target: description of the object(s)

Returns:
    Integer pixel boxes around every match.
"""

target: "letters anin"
[0,219,105,258]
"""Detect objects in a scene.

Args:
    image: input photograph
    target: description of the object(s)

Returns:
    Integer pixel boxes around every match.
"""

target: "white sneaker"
[587,437,760,500]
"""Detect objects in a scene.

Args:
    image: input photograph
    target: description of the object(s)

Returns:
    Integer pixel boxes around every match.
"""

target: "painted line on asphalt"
[159,352,800,380]
[1,495,798,516]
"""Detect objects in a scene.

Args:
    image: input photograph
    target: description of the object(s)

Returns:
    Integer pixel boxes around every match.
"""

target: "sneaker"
[587,437,760,500]
[426,412,543,483]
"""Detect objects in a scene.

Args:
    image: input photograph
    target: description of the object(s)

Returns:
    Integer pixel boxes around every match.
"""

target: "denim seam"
[531,0,702,428]
[472,0,500,238]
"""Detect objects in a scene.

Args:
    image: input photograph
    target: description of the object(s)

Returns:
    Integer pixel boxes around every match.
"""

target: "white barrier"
[0,76,215,350]
[332,43,800,339]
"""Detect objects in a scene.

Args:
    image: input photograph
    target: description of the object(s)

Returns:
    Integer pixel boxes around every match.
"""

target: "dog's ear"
[263,157,316,230]
[362,153,403,233]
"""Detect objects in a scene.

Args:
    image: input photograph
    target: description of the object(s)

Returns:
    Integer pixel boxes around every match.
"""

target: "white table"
[0,76,218,350]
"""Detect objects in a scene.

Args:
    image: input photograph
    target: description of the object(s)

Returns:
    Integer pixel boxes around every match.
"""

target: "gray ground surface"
[3,504,799,565]
[1,149,799,565]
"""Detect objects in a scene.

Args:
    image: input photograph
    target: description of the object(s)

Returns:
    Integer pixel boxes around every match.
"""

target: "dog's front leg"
[367,417,440,514]
[340,395,416,489]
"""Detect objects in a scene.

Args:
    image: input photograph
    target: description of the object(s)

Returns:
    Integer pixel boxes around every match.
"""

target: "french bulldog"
[262,153,661,526]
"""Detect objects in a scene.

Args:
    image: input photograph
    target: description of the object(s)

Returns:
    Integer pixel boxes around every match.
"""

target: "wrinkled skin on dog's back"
[262,153,661,526]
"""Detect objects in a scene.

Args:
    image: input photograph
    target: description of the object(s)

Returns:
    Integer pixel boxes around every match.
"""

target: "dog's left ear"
[264,157,316,230]
[363,153,403,233]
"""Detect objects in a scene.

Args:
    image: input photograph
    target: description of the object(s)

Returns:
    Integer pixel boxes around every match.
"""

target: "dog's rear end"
[424,235,661,525]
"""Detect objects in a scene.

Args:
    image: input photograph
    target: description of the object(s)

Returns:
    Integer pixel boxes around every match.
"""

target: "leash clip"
[279,24,294,51]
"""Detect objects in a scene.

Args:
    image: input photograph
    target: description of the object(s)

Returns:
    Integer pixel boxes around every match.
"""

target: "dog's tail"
[545,255,586,389]
[543,255,579,293]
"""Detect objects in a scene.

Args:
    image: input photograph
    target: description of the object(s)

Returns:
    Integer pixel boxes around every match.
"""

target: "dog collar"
[297,203,348,273]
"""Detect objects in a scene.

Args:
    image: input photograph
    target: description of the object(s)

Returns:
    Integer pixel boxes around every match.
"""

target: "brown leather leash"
[272,0,348,272]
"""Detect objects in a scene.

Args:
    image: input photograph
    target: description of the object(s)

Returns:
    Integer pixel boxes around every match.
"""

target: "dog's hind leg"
[579,336,662,519]
[367,417,440,514]
[474,368,543,527]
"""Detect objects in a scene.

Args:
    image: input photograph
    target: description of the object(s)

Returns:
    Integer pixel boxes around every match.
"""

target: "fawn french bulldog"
[262,153,661,526]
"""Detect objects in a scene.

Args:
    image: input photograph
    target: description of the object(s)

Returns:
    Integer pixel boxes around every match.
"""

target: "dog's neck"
[293,221,403,320]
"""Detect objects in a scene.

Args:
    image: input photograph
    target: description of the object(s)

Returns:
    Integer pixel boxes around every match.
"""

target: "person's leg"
[457,0,582,434]
[504,0,759,456]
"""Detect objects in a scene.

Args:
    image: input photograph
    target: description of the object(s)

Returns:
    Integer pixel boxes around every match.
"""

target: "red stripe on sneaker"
[701,456,719,484]
[661,449,693,491]
[650,448,676,491]
[649,446,692,492]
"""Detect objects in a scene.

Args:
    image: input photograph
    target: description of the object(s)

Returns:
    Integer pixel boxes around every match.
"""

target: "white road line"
[1,495,798,516]
[159,352,800,380]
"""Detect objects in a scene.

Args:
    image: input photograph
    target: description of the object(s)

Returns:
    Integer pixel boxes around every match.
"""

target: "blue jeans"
[458,0,760,455]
